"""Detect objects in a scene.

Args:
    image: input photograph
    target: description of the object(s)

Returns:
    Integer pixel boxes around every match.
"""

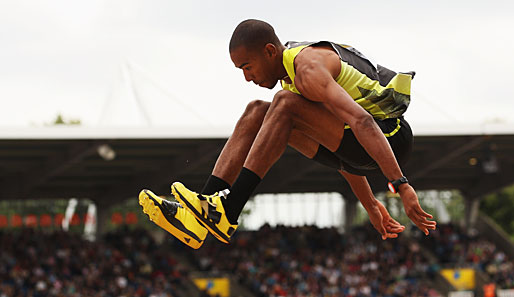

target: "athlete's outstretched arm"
[339,170,404,239]
[294,47,436,235]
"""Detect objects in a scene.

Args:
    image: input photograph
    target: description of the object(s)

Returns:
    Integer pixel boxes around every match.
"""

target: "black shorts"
[336,116,413,176]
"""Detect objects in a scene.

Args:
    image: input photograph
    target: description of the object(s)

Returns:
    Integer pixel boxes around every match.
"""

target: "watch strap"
[387,176,409,193]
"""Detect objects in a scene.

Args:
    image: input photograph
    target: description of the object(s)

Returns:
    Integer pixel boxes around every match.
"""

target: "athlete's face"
[230,45,279,89]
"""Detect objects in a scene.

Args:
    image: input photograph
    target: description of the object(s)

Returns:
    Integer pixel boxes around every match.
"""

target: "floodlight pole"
[341,191,357,234]
[464,196,480,234]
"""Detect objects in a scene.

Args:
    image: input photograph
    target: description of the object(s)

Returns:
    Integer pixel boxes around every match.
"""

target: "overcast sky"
[1,0,513,129]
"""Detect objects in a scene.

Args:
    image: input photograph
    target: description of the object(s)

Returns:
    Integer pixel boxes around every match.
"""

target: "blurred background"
[1,0,513,297]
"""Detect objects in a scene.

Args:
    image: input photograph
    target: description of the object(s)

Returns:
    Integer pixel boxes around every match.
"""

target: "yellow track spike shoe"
[139,189,208,249]
[171,182,238,244]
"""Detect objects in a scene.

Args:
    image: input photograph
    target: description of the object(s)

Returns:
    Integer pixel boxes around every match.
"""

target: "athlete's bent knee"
[236,100,270,130]
[245,100,269,115]
[241,100,270,119]
[272,90,300,114]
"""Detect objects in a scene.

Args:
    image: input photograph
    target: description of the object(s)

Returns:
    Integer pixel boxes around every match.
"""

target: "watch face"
[388,182,396,193]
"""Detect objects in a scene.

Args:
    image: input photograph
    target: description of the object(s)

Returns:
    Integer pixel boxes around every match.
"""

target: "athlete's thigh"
[275,91,346,151]
[288,128,321,158]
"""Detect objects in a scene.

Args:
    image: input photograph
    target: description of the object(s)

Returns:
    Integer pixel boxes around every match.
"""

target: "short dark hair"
[229,19,281,52]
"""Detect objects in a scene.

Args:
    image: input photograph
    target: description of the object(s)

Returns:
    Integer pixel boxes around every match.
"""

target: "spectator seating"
[413,223,514,290]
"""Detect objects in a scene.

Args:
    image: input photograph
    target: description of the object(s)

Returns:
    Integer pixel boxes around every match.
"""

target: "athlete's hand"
[399,184,437,235]
[367,201,404,240]
[376,200,405,236]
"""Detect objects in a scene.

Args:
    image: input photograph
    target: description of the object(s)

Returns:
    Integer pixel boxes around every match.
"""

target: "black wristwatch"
[388,176,409,193]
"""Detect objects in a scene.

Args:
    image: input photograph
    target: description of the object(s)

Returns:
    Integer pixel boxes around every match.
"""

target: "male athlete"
[139,19,437,249]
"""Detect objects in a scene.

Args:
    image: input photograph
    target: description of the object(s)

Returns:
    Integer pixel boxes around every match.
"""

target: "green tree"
[481,184,514,238]
[51,113,81,125]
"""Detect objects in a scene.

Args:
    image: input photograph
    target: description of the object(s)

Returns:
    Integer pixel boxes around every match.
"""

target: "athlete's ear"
[264,43,276,58]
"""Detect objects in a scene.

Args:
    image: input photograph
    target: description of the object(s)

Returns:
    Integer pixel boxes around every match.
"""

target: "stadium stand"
[0,228,192,297]
[413,223,514,290]
[182,224,442,297]
[1,224,512,297]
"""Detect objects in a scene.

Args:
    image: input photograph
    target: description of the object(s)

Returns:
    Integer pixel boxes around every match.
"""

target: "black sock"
[222,167,261,224]
[312,145,342,170]
[201,175,231,195]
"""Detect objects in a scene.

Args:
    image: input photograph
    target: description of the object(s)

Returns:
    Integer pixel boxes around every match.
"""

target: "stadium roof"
[1,124,514,206]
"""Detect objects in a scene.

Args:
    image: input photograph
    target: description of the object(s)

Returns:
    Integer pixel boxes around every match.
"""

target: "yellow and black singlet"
[281,41,414,120]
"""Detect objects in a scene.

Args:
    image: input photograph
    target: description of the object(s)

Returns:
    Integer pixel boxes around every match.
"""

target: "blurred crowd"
[0,228,188,297]
[414,223,514,289]
[1,223,512,297]
[187,224,442,297]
